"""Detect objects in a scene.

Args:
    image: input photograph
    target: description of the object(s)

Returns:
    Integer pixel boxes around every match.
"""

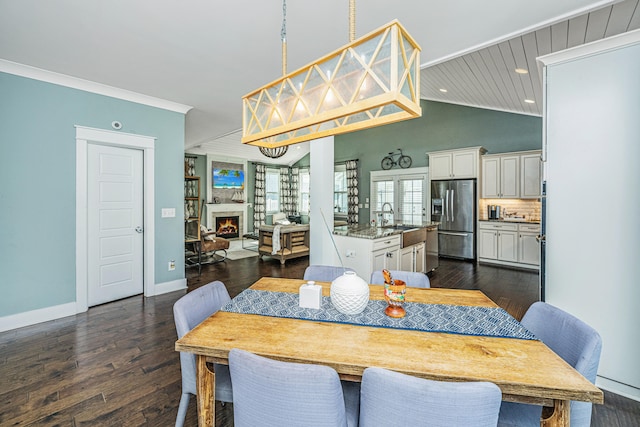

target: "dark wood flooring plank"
[0,256,637,426]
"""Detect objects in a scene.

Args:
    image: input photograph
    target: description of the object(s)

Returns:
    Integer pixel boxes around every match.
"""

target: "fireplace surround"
[206,203,247,240]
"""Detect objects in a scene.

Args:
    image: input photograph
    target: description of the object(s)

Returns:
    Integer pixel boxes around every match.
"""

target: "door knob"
[135,226,144,233]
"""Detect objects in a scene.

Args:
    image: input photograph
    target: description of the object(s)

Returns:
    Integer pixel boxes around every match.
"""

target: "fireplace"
[207,205,245,240]
[216,215,240,238]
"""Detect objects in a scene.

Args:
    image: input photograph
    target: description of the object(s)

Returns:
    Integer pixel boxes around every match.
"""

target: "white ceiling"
[1,0,636,164]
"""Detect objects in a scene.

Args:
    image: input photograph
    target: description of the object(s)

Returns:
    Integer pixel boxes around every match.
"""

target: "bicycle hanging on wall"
[381,149,412,170]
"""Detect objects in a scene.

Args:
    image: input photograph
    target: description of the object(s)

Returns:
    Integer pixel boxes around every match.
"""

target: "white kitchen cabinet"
[478,223,518,262]
[400,242,425,273]
[334,234,401,281]
[520,153,542,198]
[481,150,541,199]
[518,224,541,265]
[481,157,500,198]
[429,153,454,180]
[478,228,499,259]
[415,243,425,273]
[373,245,400,272]
[481,154,519,198]
[428,147,486,180]
[497,229,518,262]
[478,221,539,269]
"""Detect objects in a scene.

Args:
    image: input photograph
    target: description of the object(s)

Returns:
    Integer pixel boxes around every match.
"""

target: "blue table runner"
[222,289,536,340]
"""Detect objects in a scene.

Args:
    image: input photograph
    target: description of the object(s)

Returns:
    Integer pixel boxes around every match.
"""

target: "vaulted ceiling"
[1,0,638,164]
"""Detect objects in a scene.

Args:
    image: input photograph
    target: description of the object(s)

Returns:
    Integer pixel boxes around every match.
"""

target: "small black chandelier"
[259,146,288,159]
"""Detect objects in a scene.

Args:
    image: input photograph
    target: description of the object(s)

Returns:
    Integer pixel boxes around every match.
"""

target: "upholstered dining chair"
[370,269,431,288]
[303,265,355,282]
[497,301,602,427]
[173,281,233,427]
[359,367,502,427]
[229,348,360,427]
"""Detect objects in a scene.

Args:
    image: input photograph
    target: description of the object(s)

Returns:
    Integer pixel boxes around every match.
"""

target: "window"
[334,164,348,216]
[265,168,280,213]
[371,179,394,225]
[399,178,424,225]
[370,168,428,225]
[298,168,310,214]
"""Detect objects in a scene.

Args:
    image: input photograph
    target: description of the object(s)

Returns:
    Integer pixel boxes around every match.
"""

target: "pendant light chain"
[260,0,290,159]
[349,0,356,42]
[281,0,287,76]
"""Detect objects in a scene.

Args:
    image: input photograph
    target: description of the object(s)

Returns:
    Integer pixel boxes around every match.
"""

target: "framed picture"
[207,158,247,204]
[212,168,244,189]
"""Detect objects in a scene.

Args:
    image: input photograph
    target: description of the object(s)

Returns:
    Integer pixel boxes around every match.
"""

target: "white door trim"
[75,126,156,313]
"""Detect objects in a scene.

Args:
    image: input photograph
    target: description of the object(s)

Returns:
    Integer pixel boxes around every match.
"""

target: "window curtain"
[345,160,359,224]
[253,164,266,231]
[290,167,299,214]
[280,167,294,215]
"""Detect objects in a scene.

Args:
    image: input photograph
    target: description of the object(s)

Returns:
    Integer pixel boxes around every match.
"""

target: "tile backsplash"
[479,198,541,221]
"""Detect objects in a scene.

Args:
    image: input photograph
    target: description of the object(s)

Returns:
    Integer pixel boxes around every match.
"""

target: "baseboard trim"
[597,376,640,402]
[0,278,186,332]
[0,302,77,333]
[153,278,187,296]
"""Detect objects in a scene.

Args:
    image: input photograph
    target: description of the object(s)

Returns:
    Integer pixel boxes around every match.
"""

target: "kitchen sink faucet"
[378,202,394,226]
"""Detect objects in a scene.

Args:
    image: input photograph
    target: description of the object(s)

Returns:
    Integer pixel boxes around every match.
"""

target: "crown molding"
[0,59,192,114]
[537,28,640,67]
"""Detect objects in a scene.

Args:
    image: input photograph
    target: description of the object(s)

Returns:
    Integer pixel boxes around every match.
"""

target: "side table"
[242,232,259,251]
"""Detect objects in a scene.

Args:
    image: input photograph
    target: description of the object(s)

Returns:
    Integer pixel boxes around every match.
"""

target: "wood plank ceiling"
[421,0,640,116]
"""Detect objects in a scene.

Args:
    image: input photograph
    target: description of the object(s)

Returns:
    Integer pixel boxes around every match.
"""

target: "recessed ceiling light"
[524,99,535,104]
[439,88,448,93]
[515,68,529,74]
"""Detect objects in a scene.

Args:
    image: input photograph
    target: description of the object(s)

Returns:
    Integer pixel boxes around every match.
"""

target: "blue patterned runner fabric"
[222,289,537,340]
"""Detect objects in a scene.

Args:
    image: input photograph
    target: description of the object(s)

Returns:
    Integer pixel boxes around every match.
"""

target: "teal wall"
[333,100,542,223]
[0,72,186,317]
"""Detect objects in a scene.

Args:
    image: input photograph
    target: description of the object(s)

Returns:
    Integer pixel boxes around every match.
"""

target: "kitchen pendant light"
[243,0,422,150]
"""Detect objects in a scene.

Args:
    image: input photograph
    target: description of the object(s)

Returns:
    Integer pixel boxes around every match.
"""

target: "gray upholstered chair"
[173,281,233,427]
[303,265,355,282]
[359,367,501,427]
[497,302,602,427]
[370,269,431,288]
[229,348,360,427]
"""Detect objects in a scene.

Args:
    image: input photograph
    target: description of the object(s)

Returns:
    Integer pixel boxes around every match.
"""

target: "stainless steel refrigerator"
[430,179,476,260]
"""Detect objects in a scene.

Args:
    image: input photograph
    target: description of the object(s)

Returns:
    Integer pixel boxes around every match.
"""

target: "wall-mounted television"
[212,168,244,189]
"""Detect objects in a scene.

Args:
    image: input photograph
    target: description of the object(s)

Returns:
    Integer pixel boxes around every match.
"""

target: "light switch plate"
[161,208,176,218]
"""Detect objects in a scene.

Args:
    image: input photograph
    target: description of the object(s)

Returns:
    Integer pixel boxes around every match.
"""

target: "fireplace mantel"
[206,203,248,238]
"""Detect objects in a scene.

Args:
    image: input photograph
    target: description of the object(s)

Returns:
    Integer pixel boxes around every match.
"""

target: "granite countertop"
[479,219,540,224]
[333,222,439,239]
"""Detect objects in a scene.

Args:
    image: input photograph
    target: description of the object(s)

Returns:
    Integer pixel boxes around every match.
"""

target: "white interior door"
[87,143,144,306]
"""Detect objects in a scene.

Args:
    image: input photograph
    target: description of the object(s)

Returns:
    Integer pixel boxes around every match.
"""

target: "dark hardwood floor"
[1,255,638,426]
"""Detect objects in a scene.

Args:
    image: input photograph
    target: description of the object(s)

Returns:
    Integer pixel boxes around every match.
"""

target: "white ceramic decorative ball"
[330,271,370,315]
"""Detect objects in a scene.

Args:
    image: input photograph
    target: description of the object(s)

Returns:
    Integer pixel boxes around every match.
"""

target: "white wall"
[541,30,640,400]
[309,136,337,265]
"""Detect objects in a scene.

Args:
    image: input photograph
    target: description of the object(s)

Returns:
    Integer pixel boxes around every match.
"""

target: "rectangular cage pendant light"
[242,19,421,148]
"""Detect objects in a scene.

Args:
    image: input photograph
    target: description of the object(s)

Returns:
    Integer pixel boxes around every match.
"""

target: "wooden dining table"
[175,277,603,427]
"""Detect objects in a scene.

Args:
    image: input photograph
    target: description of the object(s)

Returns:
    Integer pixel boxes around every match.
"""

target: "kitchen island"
[332,223,439,280]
